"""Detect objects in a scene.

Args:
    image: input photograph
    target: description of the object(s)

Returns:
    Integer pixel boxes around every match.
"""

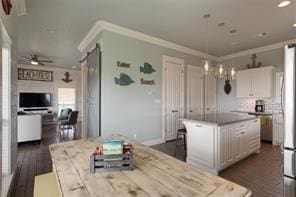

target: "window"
[58,88,76,114]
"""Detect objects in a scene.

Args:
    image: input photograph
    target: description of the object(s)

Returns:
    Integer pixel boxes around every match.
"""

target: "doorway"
[162,56,185,141]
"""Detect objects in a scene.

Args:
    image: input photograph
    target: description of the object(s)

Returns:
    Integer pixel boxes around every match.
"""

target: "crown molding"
[15,0,27,16]
[78,20,218,61]
[219,39,296,61]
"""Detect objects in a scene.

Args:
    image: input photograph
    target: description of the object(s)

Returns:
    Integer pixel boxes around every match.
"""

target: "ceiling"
[17,0,296,69]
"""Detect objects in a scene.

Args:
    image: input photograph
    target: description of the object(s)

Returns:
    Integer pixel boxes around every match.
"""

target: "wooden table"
[49,135,251,197]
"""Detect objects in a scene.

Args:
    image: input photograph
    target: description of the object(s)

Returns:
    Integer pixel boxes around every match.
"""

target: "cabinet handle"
[190,110,193,112]
[196,125,203,128]
[239,125,245,128]
[241,132,245,135]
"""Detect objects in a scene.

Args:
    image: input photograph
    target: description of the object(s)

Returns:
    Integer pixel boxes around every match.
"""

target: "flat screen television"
[19,92,52,108]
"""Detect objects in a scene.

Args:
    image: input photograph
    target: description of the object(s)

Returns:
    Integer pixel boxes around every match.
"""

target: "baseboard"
[142,138,165,146]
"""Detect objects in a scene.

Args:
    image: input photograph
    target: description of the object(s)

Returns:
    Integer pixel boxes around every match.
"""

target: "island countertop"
[49,134,251,197]
[182,113,258,126]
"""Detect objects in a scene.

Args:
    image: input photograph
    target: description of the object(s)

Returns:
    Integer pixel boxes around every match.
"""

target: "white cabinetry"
[237,66,273,98]
[17,114,42,143]
[218,119,260,172]
[219,125,234,170]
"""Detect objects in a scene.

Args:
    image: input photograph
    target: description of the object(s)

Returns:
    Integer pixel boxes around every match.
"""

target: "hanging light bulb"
[203,59,210,75]
[217,63,225,78]
[230,66,236,80]
[202,14,211,75]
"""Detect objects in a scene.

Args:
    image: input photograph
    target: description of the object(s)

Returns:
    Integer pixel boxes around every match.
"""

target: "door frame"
[186,65,203,118]
[162,55,185,141]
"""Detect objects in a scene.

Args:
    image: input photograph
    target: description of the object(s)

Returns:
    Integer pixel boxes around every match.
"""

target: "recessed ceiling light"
[72,66,76,69]
[254,32,268,39]
[278,1,291,8]
[293,23,296,27]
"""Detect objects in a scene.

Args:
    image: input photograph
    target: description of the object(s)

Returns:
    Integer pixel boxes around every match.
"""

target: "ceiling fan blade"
[22,56,31,60]
[38,62,45,65]
[39,60,54,63]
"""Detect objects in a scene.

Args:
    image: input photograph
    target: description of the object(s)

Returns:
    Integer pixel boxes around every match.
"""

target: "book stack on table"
[90,140,134,173]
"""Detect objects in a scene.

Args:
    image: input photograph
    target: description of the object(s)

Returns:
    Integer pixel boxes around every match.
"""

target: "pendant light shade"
[216,63,225,78]
[230,66,237,80]
[203,59,210,75]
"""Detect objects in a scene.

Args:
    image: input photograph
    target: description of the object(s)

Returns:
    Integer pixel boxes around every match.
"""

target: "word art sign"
[18,68,53,82]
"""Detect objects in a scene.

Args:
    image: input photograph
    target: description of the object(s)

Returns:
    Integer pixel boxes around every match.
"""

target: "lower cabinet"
[218,118,260,171]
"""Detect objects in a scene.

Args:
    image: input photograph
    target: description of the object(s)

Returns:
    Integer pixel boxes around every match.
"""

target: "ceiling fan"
[23,55,54,65]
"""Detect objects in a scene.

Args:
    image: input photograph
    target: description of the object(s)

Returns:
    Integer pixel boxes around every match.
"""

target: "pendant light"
[229,29,237,80]
[293,0,296,27]
[216,22,226,78]
[202,14,211,75]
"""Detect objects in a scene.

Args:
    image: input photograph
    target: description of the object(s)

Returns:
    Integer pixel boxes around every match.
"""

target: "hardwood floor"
[152,141,283,197]
[11,123,81,197]
[12,124,282,197]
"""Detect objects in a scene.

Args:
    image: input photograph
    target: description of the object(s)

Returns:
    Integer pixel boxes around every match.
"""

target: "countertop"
[49,134,251,197]
[182,113,258,126]
[231,110,282,116]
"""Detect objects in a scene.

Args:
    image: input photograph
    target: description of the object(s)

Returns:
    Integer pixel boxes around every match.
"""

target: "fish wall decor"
[114,73,134,86]
[140,62,156,74]
[117,61,131,68]
[140,78,155,85]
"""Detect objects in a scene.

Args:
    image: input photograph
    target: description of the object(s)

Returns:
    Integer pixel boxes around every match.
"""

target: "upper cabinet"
[236,66,274,98]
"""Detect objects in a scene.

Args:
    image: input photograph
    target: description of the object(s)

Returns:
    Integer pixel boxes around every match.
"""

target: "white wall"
[17,64,82,119]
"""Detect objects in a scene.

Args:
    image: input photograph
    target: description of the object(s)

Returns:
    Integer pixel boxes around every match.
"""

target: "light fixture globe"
[31,60,38,65]
[278,0,291,7]
[202,59,211,75]
[216,63,225,78]
[230,66,237,80]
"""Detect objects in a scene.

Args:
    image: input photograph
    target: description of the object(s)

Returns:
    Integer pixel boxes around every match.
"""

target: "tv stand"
[23,108,48,111]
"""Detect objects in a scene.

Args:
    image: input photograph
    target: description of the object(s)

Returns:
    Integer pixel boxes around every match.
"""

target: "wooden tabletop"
[49,135,251,197]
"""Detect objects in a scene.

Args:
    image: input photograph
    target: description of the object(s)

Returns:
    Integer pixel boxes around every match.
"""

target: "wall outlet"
[133,134,137,139]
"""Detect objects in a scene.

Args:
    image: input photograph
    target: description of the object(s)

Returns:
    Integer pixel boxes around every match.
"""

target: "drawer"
[235,122,248,131]
[249,134,260,141]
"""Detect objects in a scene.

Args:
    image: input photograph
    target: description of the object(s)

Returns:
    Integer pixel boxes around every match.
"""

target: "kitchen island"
[183,113,260,175]
[49,134,251,196]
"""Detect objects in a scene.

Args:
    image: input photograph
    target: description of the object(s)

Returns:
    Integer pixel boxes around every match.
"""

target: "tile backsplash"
[238,97,282,113]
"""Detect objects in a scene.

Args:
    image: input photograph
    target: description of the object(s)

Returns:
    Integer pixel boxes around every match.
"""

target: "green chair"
[58,108,72,120]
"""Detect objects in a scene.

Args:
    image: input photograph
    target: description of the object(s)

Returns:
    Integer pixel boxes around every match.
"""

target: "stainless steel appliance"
[284,44,296,197]
[255,99,265,112]
[260,115,273,142]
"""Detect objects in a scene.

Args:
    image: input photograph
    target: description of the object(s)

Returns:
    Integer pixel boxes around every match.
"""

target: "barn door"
[87,46,101,137]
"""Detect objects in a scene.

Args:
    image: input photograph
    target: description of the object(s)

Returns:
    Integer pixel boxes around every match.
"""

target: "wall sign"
[18,68,53,82]
[117,61,131,68]
[141,78,155,85]
[2,0,12,15]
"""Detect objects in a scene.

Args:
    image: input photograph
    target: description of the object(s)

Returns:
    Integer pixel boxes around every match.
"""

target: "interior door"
[204,73,217,114]
[187,65,203,118]
[87,47,101,138]
[163,56,184,141]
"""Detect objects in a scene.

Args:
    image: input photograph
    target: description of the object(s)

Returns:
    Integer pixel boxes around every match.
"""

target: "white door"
[163,56,185,141]
[204,73,217,114]
[187,65,203,118]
